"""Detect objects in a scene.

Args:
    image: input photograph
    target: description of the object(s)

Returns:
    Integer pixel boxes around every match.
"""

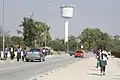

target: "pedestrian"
[42,48,46,54]
[4,46,9,60]
[99,48,109,76]
[22,47,27,61]
[17,46,22,61]
[94,49,100,68]
[9,45,15,60]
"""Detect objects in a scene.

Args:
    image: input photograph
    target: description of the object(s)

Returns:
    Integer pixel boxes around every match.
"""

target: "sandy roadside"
[39,57,120,80]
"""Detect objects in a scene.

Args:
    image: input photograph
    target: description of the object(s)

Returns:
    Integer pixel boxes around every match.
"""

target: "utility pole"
[45,30,47,48]
[2,0,5,56]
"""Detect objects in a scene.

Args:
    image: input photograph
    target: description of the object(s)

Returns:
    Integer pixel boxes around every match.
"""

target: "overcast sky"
[0,0,120,39]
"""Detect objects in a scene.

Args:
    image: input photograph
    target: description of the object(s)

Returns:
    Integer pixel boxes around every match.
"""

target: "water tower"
[60,5,74,53]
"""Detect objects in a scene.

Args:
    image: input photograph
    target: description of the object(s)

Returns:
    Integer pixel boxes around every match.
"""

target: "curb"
[0,54,68,64]
[26,57,93,80]
[25,63,70,80]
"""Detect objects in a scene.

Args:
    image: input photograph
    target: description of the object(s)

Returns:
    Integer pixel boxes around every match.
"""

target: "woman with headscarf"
[99,48,109,76]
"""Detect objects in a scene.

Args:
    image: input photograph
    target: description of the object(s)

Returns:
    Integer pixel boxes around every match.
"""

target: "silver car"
[26,48,45,62]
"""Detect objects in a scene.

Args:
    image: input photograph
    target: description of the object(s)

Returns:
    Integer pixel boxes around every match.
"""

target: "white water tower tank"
[60,5,74,18]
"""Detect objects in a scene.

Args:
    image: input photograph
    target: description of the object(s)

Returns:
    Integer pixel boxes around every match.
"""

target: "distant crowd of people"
[2,46,52,62]
[94,47,110,76]
[3,45,27,61]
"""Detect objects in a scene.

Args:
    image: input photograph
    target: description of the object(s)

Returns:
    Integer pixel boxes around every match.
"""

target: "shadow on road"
[86,73,100,76]
[24,60,42,63]
[112,78,120,80]
[88,68,99,71]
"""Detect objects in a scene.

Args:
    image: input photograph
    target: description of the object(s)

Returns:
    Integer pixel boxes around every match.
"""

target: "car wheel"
[39,59,41,62]
[42,55,45,61]
[75,56,77,58]
[26,59,29,62]
[42,59,45,61]
[31,60,33,62]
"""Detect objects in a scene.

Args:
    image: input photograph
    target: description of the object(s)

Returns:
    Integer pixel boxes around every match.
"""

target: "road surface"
[0,53,93,80]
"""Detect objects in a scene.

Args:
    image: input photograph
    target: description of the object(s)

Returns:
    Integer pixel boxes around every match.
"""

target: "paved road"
[0,53,93,80]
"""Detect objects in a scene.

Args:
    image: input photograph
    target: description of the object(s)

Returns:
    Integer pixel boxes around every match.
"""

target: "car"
[26,48,45,62]
[74,50,84,58]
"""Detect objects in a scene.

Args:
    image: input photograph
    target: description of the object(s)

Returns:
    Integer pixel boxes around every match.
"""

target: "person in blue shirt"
[22,47,27,61]
[4,46,9,60]
[94,48,101,68]
[17,45,22,61]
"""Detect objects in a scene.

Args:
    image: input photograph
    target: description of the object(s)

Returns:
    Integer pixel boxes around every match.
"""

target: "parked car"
[26,48,45,62]
[74,50,84,58]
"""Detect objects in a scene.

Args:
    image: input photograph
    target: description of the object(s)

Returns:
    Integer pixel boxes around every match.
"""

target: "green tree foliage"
[49,39,65,51]
[19,17,52,48]
[10,36,24,46]
[80,28,111,50]
[68,36,77,51]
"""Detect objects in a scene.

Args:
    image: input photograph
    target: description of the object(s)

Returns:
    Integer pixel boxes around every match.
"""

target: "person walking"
[22,47,27,61]
[94,49,100,68]
[4,46,9,60]
[9,45,15,60]
[42,48,46,55]
[17,46,22,61]
[99,48,109,76]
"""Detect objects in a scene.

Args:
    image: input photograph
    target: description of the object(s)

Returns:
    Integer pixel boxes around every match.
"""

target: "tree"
[80,28,111,50]
[68,35,77,51]
[35,22,52,47]
[19,17,52,48]
[49,40,65,51]
[49,36,78,51]
[19,18,36,47]
[10,36,24,46]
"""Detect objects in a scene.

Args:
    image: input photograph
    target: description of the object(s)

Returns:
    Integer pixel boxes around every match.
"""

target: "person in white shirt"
[42,49,45,53]
[17,46,22,61]
[99,48,109,76]
[9,45,15,60]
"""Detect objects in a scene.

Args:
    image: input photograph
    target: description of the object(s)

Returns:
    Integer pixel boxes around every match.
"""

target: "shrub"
[111,47,120,58]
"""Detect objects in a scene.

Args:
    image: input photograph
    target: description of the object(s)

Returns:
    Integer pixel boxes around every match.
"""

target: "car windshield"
[76,51,83,53]
[29,49,41,52]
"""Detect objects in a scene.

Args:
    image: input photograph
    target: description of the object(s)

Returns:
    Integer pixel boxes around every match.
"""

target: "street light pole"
[77,41,78,50]
[2,0,5,55]
[45,31,46,48]
[44,5,51,48]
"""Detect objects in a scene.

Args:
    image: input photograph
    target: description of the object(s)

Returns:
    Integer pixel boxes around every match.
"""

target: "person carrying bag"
[99,49,109,76]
